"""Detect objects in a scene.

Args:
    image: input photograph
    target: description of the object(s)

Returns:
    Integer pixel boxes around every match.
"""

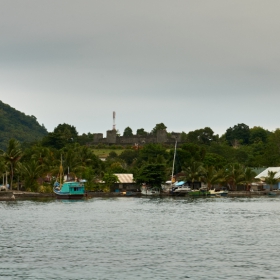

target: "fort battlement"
[92,130,181,145]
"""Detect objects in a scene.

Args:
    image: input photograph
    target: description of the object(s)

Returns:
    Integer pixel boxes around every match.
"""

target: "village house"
[111,173,138,192]
[255,167,280,191]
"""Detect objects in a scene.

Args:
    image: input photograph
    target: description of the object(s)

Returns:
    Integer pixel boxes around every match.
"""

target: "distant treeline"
[0,121,280,194]
[1,100,280,193]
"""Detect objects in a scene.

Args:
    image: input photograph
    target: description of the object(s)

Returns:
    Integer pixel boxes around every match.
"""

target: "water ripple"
[1,197,280,279]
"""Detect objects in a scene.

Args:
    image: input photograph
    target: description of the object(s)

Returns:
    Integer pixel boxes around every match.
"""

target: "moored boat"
[267,190,279,196]
[53,156,85,199]
[53,181,85,199]
[188,187,210,196]
[169,181,191,195]
[209,189,228,197]
[141,185,160,196]
[161,180,173,193]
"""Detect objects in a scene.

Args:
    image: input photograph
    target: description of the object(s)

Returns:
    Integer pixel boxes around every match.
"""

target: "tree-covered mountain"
[0,100,48,150]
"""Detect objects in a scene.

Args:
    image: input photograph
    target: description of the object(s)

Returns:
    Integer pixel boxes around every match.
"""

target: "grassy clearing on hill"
[91,148,125,158]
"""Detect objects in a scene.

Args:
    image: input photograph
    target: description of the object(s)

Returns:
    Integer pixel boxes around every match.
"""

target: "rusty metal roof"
[114,173,135,183]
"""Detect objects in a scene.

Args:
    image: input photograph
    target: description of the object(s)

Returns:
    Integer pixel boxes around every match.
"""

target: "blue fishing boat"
[53,181,85,199]
[53,156,85,199]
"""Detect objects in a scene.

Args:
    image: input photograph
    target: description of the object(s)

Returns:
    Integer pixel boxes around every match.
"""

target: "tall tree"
[0,157,7,185]
[119,149,138,166]
[136,128,148,136]
[263,129,280,166]
[241,167,257,191]
[201,165,220,190]
[265,171,279,191]
[187,127,218,145]
[102,173,119,190]
[19,160,43,191]
[138,144,168,165]
[123,127,133,137]
[225,163,244,191]
[183,161,204,187]
[136,163,166,188]
[181,143,206,164]
[42,123,78,149]
[225,123,250,146]
[0,139,23,190]
[249,126,269,144]
[53,123,78,139]
[151,123,167,135]
[203,153,227,169]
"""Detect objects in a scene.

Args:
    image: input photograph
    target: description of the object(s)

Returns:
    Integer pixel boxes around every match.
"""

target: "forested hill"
[0,100,48,150]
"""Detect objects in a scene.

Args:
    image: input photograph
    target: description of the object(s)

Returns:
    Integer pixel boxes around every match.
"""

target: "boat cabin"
[61,182,85,195]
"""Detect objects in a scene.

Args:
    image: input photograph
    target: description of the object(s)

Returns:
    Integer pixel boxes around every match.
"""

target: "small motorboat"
[209,189,228,197]
[188,187,210,196]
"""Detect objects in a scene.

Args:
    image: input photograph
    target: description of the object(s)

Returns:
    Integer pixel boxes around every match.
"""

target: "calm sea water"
[1,196,280,280]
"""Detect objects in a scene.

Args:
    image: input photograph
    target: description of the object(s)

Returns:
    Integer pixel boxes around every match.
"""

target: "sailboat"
[166,141,209,196]
[161,141,177,193]
[165,140,192,195]
[53,157,85,199]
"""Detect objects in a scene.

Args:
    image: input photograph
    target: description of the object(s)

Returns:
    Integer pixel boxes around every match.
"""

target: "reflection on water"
[1,196,280,279]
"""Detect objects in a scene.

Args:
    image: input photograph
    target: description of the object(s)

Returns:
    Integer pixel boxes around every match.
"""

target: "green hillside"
[0,100,48,150]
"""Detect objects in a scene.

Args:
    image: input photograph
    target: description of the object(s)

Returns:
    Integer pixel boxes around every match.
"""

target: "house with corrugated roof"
[255,167,280,190]
[111,173,138,192]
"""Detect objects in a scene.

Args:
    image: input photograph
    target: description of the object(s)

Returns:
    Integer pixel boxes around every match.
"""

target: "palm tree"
[202,166,220,190]
[225,163,245,191]
[61,145,82,178]
[79,146,93,167]
[0,139,22,190]
[265,171,279,191]
[31,146,55,177]
[184,161,204,188]
[19,160,44,191]
[0,158,7,184]
[242,167,257,191]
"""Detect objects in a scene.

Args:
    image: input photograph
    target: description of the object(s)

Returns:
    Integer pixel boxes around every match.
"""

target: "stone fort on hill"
[92,129,182,145]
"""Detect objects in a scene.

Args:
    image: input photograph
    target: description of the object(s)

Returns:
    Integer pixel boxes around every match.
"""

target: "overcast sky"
[1,1,280,136]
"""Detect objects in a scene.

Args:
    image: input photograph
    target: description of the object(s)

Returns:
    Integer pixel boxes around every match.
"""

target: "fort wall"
[91,130,182,145]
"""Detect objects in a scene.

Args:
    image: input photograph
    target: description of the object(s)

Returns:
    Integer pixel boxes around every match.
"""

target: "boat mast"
[59,155,63,186]
[171,140,177,184]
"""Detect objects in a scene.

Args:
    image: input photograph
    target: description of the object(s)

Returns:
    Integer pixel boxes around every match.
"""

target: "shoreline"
[0,190,270,201]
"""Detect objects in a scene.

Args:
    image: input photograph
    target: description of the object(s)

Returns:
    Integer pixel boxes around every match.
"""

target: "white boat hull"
[141,187,160,196]
[209,189,228,197]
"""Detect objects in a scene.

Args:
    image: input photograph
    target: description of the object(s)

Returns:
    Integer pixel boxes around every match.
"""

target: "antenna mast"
[113,111,116,130]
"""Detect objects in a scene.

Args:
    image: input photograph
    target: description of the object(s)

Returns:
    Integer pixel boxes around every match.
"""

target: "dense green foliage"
[42,123,78,149]
[0,100,48,149]
[1,101,280,192]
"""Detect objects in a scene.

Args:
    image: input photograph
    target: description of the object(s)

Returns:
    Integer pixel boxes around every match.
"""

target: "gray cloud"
[1,1,280,136]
